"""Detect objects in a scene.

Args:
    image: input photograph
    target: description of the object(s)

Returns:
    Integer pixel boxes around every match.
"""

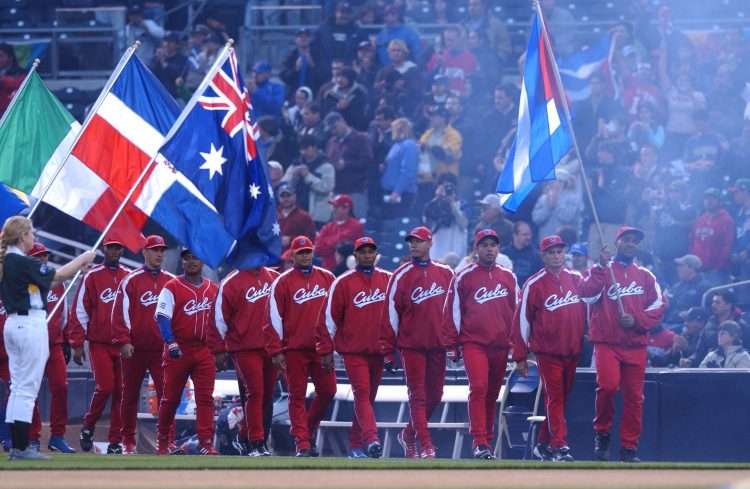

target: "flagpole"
[27,41,141,219]
[45,40,236,323]
[533,1,625,314]
[0,58,41,132]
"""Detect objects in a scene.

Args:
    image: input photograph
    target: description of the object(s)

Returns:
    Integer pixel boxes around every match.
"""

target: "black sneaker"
[106,443,123,455]
[309,443,320,457]
[473,444,495,460]
[620,448,641,463]
[532,443,553,461]
[367,441,382,459]
[593,432,610,461]
[552,446,574,462]
[79,428,94,453]
[295,448,312,457]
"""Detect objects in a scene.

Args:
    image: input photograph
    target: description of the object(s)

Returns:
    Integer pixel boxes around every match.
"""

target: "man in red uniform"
[68,238,129,454]
[265,236,336,457]
[385,226,454,458]
[0,299,9,451]
[580,226,665,462]
[111,235,174,454]
[155,248,223,455]
[216,264,280,457]
[317,237,391,459]
[314,194,365,270]
[27,244,75,453]
[512,235,586,462]
[443,229,517,460]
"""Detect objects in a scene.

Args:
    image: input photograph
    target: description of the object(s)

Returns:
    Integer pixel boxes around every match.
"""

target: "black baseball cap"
[680,307,709,322]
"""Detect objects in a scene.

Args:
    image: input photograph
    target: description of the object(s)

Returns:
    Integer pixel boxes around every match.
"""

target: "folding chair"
[494,360,544,459]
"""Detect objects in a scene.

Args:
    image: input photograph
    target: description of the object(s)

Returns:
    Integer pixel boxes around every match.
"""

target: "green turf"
[0,454,748,471]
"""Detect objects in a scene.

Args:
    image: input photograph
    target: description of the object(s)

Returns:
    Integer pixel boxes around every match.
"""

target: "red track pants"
[83,343,122,444]
[593,343,647,450]
[233,350,276,443]
[462,344,507,448]
[284,350,336,451]
[401,349,446,450]
[342,353,383,449]
[121,349,170,447]
[157,345,216,449]
[535,353,579,449]
[30,345,68,440]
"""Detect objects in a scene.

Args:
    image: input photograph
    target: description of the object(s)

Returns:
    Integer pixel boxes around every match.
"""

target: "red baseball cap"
[144,235,167,249]
[354,236,377,250]
[405,226,432,242]
[103,236,124,247]
[28,242,49,257]
[329,194,354,209]
[540,235,566,252]
[291,236,314,253]
[474,229,499,246]
[615,226,644,242]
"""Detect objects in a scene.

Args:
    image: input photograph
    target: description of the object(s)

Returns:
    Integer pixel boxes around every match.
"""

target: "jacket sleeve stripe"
[387,264,413,336]
[325,271,351,339]
[269,271,287,341]
[641,267,665,312]
[451,264,475,335]
[519,270,545,343]
[75,271,93,332]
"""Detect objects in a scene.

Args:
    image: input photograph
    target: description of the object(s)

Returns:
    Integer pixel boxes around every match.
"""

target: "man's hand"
[619,314,636,329]
[63,342,72,364]
[121,343,135,359]
[672,335,688,353]
[678,357,692,368]
[320,353,334,372]
[516,359,529,377]
[272,353,287,372]
[168,342,182,359]
[446,347,461,363]
[599,246,612,266]
[215,352,228,371]
[72,346,86,366]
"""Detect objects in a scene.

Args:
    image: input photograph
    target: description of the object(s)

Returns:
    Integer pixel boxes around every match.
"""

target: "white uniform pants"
[3,310,49,423]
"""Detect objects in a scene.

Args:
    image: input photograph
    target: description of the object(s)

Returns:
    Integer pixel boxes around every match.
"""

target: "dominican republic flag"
[33,54,180,251]
[558,34,612,102]
[496,13,573,213]
[138,47,282,268]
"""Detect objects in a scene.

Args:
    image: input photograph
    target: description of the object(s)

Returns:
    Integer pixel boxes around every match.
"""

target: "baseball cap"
[103,236,124,247]
[253,60,272,74]
[704,187,721,199]
[570,243,588,256]
[354,236,377,251]
[615,226,644,242]
[358,40,373,51]
[479,193,502,209]
[540,235,565,253]
[729,178,750,193]
[144,235,167,250]
[405,226,432,242]
[291,236,314,253]
[276,182,294,197]
[323,111,344,131]
[28,242,49,257]
[680,306,709,322]
[329,194,353,208]
[296,27,311,36]
[474,229,499,246]
[179,246,193,257]
[674,254,702,270]
[432,74,449,85]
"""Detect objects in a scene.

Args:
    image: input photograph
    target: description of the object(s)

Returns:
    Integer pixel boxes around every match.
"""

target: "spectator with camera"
[423,179,468,262]
[699,321,750,369]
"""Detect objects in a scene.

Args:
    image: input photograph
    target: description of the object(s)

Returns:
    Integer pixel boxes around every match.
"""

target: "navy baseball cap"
[570,243,588,256]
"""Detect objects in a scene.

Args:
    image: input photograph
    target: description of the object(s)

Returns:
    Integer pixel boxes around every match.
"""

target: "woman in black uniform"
[0,216,94,460]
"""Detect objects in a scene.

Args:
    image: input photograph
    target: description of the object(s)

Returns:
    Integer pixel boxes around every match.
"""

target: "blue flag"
[0,183,28,226]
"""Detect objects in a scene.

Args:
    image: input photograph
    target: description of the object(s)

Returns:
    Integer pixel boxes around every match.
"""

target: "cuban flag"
[496,13,573,213]
[558,35,612,102]
[137,47,282,268]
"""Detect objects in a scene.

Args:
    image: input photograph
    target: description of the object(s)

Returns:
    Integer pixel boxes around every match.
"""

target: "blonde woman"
[0,217,94,460]
[381,117,418,216]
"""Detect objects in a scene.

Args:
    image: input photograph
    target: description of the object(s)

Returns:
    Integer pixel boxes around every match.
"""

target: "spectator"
[268,160,284,191]
[322,66,369,131]
[0,43,24,117]
[125,4,165,66]
[689,188,735,282]
[185,24,210,72]
[731,178,750,240]
[650,180,696,282]
[286,87,314,132]
[539,0,577,56]
[150,33,187,97]
[315,194,364,271]
[250,60,285,120]
[256,116,296,168]
[660,64,706,159]
[369,106,396,166]
[381,117,419,217]
[651,306,708,367]
[683,110,729,195]
[352,41,378,93]
[313,2,366,72]
[426,25,478,96]
[532,170,583,241]
[280,28,322,98]
[423,181,468,262]
[373,40,422,118]
[699,321,750,369]
[475,193,513,246]
[180,33,222,95]
[276,183,316,251]
[574,74,624,149]
[663,254,710,326]
[375,4,422,66]
[324,112,374,217]
[684,291,749,367]
[316,59,345,102]
[569,243,591,273]
[282,135,335,227]
[297,102,327,149]
[461,0,511,66]
[332,241,355,277]
[627,102,665,150]
[647,324,676,366]
[502,221,543,287]
[418,105,462,179]
[621,62,666,123]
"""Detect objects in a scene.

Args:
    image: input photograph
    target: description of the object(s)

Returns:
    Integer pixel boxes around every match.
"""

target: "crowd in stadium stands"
[2,0,750,370]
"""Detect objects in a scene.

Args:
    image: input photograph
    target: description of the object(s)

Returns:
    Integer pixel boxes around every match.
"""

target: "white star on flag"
[272,223,281,236]
[199,143,227,180]
[249,183,261,199]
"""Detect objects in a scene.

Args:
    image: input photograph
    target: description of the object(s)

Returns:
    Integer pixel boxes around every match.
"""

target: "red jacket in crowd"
[317,267,392,356]
[46,284,68,347]
[426,49,478,95]
[385,259,454,351]
[215,267,280,352]
[155,276,221,350]
[68,264,130,348]
[443,262,518,350]
[580,260,666,348]
[112,267,175,352]
[315,217,365,270]
[278,207,316,250]
[689,208,735,272]
[511,268,586,361]
[265,266,335,356]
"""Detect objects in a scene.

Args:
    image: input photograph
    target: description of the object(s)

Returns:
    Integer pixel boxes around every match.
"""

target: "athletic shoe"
[309,442,320,457]
[122,443,137,455]
[28,440,41,452]
[419,447,436,459]
[397,428,418,459]
[532,443,553,461]
[473,445,494,460]
[620,448,641,463]
[1,439,11,452]
[552,446,575,462]
[48,436,76,454]
[593,432,610,461]
[107,443,123,455]
[79,427,94,452]
[246,441,264,457]
[232,435,248,456]
[198,446,219,455]
[295,448,312,457]
[8,448,50,461]
[366,441,382,459]
[348,448,368,459]
[260,443,271,456]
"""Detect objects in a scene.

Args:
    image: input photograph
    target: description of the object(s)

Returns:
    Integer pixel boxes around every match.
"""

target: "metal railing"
[701,280,750,309]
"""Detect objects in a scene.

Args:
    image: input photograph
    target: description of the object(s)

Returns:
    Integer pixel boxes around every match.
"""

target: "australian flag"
[148,47,281,268]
